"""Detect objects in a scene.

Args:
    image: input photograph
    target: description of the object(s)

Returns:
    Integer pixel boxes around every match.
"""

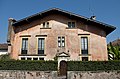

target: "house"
[7,8,116,61]
[109,38,120,46]
[0,43,8,55]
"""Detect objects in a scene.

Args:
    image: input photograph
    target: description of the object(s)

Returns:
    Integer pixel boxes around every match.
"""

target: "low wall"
[0,70,57,79]
[0,70,120,79]
[68,71,120,79]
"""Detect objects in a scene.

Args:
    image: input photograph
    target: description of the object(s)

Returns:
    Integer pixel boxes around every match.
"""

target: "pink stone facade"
[8,14,108,61]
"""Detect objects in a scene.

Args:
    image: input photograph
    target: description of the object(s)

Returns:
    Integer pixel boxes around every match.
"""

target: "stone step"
[57,76,67,79]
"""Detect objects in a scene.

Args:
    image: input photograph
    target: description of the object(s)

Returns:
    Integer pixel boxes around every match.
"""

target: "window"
[62,37,65,47]
[43,22,45,28]
[27,58,32,60]
[81,37,88,54]
[46,22,49,28]
[21,38,28,54]
[38,38,45,54]
[39,58,44,60]
[43,22,49,28]
[33,58,38,60]
[58,37,61,47]
[58,37,65,47]
[21,57,25,60]
[68,22,75,28]
[82,57,88,61]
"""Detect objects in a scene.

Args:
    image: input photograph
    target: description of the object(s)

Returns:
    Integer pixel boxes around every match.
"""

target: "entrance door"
[59,60,67,76]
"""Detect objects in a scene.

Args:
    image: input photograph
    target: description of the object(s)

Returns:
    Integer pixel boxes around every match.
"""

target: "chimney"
[8,18,16,23]
[7,18,16,43]
[90,16,96,20]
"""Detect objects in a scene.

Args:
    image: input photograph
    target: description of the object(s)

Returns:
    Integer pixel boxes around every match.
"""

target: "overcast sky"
[0,0,120,43]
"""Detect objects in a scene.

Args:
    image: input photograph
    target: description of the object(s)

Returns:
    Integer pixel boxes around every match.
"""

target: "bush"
[0,60,120,71]
[0,54,11,60]
[0,60,57,71]
[67,61,120,71]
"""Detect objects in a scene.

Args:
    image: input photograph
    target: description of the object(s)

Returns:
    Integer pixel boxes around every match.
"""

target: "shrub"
[0,54,11,60]
[0,60,57,71]
[67,61,120,71]
[0,60,120,71]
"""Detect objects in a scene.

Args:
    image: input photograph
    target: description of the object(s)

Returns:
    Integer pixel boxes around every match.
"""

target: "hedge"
[0,60,120,71]
[67,61,120,71]
[0,60,57,71]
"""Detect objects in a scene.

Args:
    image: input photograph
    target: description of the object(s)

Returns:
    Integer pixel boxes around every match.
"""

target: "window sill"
[40,28,51,29]
[20,35,31,37]
[36,35,47,37]
[19,54,46,56]
[79,54,91,56]
[58,47,65,49]
[66,27,78,29]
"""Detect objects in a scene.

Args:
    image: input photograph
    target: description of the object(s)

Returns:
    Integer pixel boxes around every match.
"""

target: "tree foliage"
[108,42,120,60]
[0,54,11,60]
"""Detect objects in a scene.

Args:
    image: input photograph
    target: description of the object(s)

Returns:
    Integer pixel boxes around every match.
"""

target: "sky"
[0,0,120,43]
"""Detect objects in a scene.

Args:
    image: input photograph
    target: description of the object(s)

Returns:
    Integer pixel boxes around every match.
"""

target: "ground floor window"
[27,58,32,60]
[21,57,25,60]
[33,58,38,60]
[20,56,44,60]
[82,57,88,61]
[39,58,44,60]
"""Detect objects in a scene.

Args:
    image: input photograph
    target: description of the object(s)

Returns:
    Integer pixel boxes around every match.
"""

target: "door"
[59,60,67,76]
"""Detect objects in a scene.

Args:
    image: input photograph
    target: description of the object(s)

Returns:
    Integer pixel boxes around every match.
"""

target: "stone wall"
[68,71,120,79]
[0,70,57,79]
[0,70,120,79]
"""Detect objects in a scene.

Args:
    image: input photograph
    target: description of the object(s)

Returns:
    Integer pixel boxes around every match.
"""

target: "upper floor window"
[81,37,88,54]
[21,38,28,54]
[43,22,49,28]
[68,22,75,28]
[58,36,65,47]
[38,38,45,54]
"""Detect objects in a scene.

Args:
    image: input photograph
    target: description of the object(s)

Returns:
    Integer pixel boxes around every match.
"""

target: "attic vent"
[90,16,96,20]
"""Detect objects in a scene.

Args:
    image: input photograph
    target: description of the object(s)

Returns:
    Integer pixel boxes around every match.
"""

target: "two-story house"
[0,43,8,55]
[7,8,116,61]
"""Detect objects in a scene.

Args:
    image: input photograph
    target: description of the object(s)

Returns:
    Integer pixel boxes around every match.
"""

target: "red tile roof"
[0,43,8,50]
[110,39,120,46]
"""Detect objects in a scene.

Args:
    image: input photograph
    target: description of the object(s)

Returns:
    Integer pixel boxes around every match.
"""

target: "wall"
[0,70,57,79]
[0,50,8,55]
[68,71,120,79]
[0,70,120,79]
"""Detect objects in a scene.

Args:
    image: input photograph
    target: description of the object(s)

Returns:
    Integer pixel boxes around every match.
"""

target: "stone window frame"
[37,38,45,55]
[36,35,47,56]
[68,22,76,28]
[42,22,49,28]
[78,34,92,61]
[81,37,88,55]
[58,36,65,48]
[20,35,31,55]
[19,55,45,60]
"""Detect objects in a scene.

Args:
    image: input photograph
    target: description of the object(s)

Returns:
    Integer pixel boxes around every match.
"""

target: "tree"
[0,54,11,60]
[108,42,120,60]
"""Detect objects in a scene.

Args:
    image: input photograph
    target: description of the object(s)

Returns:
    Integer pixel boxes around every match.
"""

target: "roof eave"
[12,8,116,35]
